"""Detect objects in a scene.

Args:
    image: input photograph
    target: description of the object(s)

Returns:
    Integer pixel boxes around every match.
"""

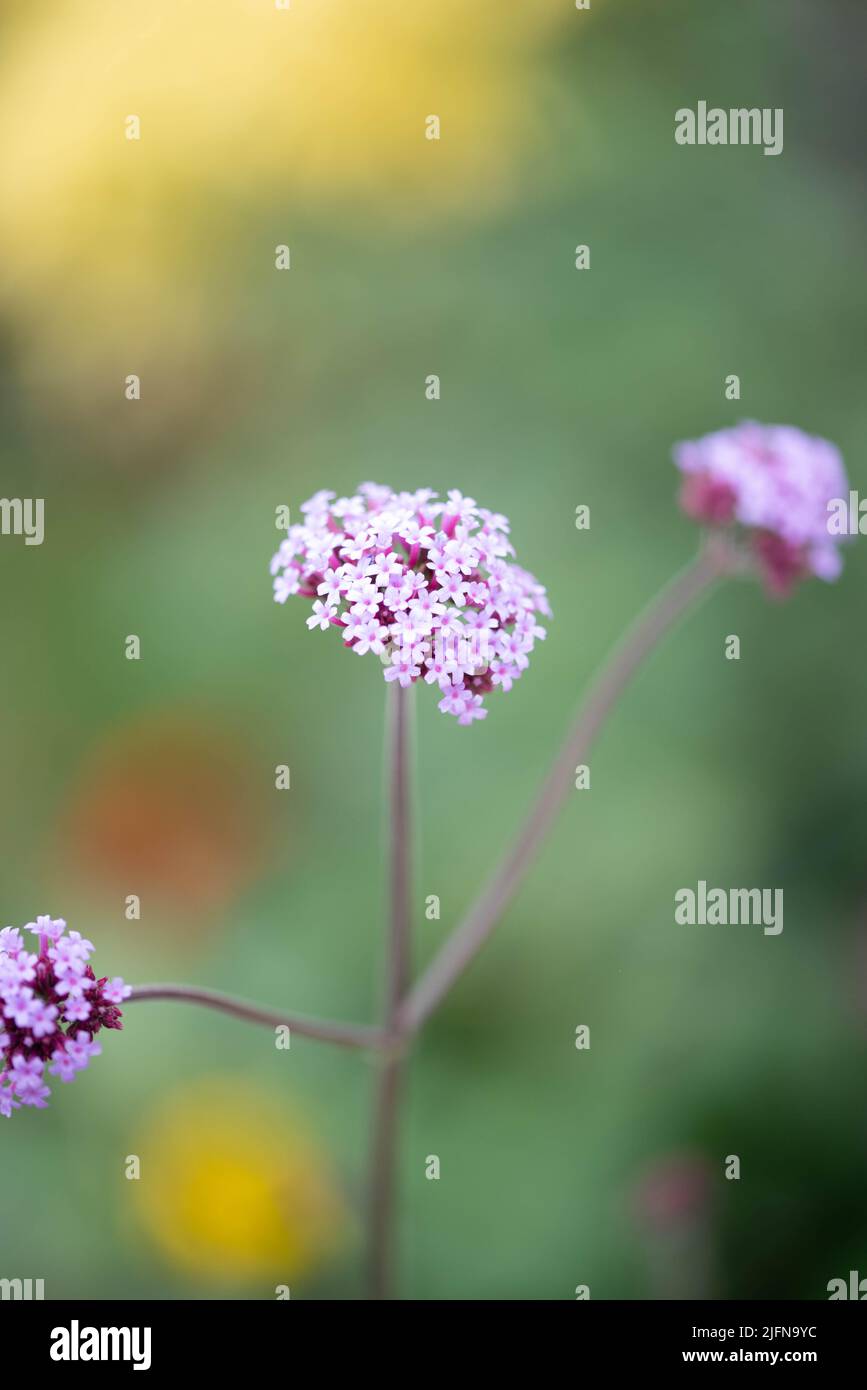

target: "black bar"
[10,1298,865,1374]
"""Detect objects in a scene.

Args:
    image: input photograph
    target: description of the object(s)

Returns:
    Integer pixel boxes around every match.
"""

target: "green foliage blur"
[1,0,865,1300]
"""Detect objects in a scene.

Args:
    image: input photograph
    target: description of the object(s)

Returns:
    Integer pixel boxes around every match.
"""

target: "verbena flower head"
[673,421,849,596]
[0,916,130,1117]
[271,485,550,723]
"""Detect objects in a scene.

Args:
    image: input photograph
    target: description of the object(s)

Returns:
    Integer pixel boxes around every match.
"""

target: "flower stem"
[367,681,413,1300]
[398,541,730,1034]
[128,541,730,1301]
[127,984,385,1050]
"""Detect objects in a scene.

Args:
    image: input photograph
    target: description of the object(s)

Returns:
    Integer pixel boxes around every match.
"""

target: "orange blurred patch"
[61,709,273,933]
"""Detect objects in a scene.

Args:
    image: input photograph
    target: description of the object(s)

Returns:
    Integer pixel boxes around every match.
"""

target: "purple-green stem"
[127,983,385,1050]
[367,679,413,1300]
[397,538,729,1033]
[127,539,730,1299]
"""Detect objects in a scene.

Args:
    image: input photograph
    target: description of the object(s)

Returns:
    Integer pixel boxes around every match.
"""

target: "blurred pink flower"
[633,1152,713,1230]
[674,421,849,595]
[632,1152,716,1300]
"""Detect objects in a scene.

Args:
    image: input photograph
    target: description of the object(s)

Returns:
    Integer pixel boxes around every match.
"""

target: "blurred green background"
[1,0,865,1300]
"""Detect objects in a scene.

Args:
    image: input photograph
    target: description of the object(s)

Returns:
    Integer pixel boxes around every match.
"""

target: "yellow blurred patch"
[134,1076,347,1285]
[0,0,567,367]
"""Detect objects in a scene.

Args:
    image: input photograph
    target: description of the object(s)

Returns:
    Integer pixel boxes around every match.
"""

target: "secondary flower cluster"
[674,421,849,596]
[0,916,130,1117]
[270,484,550,723]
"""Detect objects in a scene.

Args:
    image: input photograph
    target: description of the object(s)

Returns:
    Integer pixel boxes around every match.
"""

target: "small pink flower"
[0,1083,20,1117]
[26,915,66,944]
[102,978,132,1006]
[437,572,468,607]
[352,619,389,656]
[316,569,347,605]
[273,570,301,604]
[385,647,423,687]
[29,1000,59,1039]
[491,662,518,692]
[306,600,337,631]
[423,652,458,689]
[438,687,488,725]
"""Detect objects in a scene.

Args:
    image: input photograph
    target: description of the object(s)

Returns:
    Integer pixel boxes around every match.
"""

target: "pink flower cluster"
[674,421,849,595]
[271,485,550,723]
[0,916,130,1117]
